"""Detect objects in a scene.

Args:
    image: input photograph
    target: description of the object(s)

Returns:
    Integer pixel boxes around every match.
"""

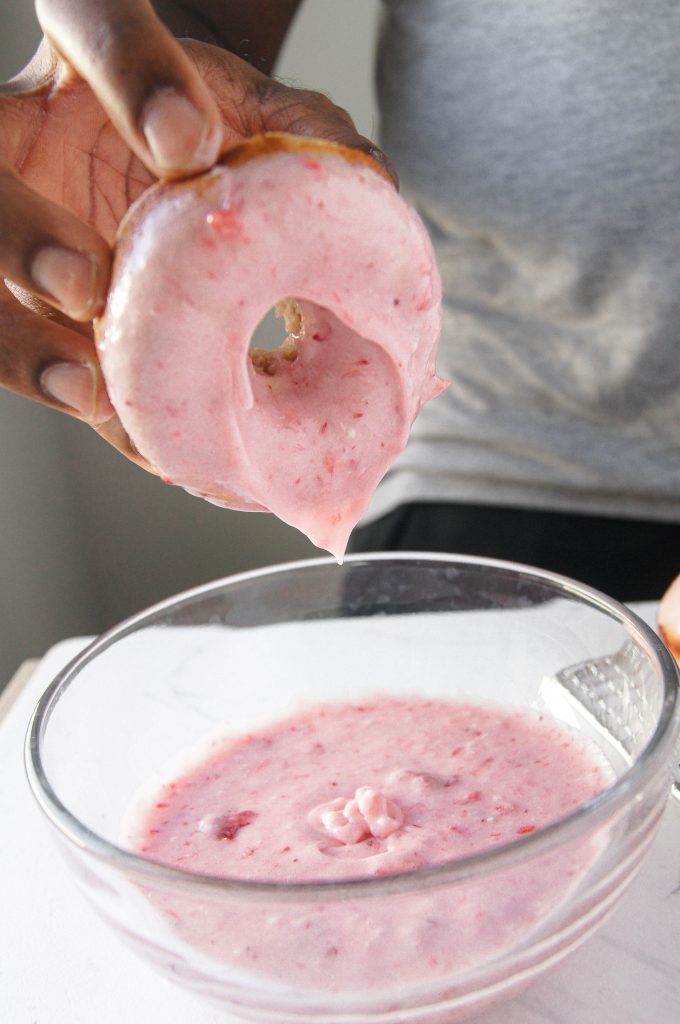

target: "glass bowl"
[26,554,680,1024]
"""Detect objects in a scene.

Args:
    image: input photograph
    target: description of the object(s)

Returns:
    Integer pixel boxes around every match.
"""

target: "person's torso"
[371,0,680,520]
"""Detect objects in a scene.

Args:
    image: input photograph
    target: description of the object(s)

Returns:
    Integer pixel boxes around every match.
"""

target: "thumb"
[35,0,223,178]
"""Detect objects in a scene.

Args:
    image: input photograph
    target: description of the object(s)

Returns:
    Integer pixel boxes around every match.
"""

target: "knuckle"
[263,91,357,139]
[264,81,349,122]
[328,102,355,128]
[252,75,287,107]
[295,88,353,123]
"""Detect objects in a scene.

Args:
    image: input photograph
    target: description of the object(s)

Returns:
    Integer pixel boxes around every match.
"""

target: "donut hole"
[249,298,302,377]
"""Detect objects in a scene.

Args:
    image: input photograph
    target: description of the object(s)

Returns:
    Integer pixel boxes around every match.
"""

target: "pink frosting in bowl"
[27,555,680,1024]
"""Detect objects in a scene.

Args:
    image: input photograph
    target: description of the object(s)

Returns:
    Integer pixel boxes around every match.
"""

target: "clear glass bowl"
[26,554,680,1023]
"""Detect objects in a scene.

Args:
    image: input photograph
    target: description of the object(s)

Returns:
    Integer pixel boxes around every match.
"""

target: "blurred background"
[0,0,381,684]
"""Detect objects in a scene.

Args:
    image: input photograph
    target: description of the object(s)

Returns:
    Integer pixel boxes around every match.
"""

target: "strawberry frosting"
[97,140,445,558]
[123,697,609,992]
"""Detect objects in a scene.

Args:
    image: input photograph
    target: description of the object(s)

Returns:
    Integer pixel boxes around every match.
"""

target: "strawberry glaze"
[97,141,445,559]
[125,697,608,990]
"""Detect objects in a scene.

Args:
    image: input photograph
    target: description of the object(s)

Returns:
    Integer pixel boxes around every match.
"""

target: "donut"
[658,574,680,661]
[95,132,445,558]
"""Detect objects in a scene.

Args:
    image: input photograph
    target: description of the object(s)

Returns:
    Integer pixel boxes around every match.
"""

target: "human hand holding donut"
[0,0,391,465]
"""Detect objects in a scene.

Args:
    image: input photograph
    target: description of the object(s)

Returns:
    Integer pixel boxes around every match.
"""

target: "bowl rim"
[25,551,680,900]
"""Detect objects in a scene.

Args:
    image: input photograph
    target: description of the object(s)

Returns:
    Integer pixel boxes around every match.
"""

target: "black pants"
[348,502,679,603]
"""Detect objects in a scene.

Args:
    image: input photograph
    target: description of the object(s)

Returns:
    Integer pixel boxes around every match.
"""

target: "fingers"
[2,279,152,469]
[178,40,398,185]
[31,5,393,185]
[0,164,114,424]
[93,410,152,471]
[234,64,399,187]
[35,0,223,178]
[0,280,114,425]
[0,163,110,322]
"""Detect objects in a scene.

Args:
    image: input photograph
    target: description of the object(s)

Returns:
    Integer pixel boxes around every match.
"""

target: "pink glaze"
[125,698,609,991]
[97,145,445,559]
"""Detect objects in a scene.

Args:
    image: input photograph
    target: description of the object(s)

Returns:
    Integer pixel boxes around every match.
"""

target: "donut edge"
[93,133,424,518]
[109,131,393,258]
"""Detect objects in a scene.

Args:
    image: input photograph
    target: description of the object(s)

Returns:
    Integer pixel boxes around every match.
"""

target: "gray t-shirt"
[367,0,680,523]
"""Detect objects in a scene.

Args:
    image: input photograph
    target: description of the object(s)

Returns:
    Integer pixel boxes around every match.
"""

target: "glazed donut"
[658,574,680,661]
[96,132,445,558]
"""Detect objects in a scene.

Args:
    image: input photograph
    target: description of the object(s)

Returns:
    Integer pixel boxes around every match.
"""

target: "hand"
[0,0,391,467]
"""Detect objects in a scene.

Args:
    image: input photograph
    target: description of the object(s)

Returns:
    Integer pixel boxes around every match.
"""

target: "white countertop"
[2,624,679,1023]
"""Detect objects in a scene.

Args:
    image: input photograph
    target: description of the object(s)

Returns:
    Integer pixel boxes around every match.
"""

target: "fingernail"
[32,247,99,319]
[142,88,221,174]
[40,362,114,424]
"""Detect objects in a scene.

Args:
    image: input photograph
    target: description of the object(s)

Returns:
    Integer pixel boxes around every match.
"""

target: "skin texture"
[0,0,392,469]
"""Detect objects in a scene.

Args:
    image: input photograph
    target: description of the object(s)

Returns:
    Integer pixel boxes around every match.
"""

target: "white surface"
[2,617,679,1023]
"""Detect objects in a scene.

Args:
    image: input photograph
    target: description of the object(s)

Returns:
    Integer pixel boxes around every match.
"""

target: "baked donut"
[658,574,680,660]
[96,132,445,558]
